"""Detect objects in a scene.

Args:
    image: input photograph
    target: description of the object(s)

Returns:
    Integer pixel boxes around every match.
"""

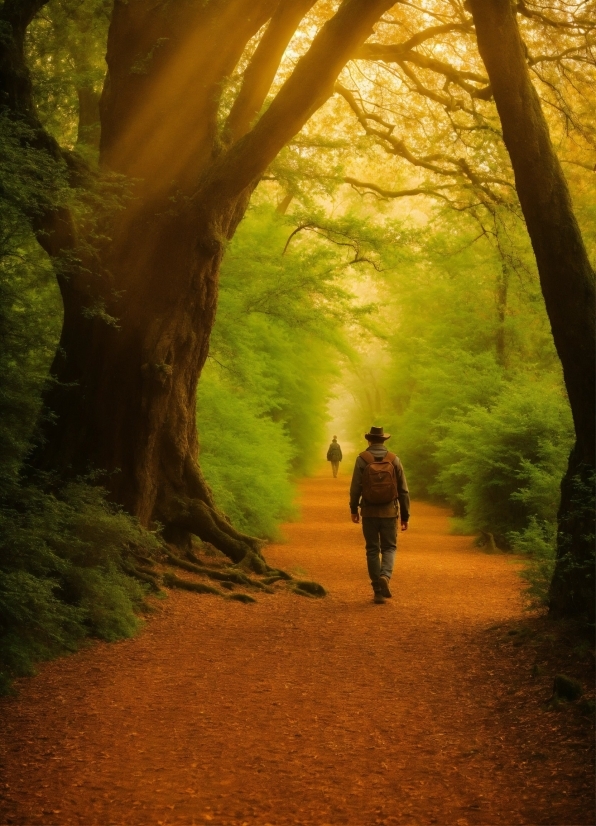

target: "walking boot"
[373,590,386,604]
[378,575,392,598]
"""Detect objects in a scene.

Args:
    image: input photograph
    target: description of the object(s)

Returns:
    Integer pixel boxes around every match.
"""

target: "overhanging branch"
[344,176,455,202]
[198,0,396,202]
[223,0,317,145]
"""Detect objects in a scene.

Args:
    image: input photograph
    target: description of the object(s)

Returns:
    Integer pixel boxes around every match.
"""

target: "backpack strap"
[360,450,396,464]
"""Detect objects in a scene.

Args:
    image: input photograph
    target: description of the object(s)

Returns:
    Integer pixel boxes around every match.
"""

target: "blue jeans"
[362,517,397,589]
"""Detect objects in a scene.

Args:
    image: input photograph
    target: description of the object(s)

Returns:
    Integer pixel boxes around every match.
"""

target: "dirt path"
[0,472,593,826]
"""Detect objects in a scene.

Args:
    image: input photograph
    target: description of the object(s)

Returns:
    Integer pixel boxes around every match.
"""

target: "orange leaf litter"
[0,472,593,825]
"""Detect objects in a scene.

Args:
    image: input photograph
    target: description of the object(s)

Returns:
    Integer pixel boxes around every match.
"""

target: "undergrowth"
[0,479,163,693]
[0,115,164,692]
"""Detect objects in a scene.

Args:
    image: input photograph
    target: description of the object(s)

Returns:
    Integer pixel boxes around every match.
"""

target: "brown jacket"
[349,445,410,519]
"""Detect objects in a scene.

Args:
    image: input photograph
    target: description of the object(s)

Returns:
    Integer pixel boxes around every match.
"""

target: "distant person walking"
[350,426,410,604]
[326,436,343,478]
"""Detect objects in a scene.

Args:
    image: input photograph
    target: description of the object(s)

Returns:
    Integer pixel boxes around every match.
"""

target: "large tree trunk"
[34,0,280,562]
[36,191,264,561]
[29,0,395,559]
[470,0,595,621]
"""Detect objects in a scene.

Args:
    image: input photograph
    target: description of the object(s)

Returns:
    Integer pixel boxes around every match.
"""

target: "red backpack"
[360,450,398,504]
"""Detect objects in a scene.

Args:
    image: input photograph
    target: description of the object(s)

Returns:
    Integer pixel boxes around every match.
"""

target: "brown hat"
[365,426,391,441]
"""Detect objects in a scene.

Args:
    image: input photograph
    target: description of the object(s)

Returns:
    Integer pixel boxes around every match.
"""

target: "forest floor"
[0,471,594,826]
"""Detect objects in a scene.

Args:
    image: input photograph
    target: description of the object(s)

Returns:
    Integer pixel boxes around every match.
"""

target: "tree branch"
[397,59,465,110]
[223,0,317,145]
[335,83,513,206]
[358,43,493,99]
[199,0,396,202]
[283,222,382,269]
[403,50,487,85]
[100,0,279,184]
[528,45,591,66]
[344,175,455,201]
[375,20,474,50]
[357,26,476,71]
[335,82,462,176]
[516,1,596,31]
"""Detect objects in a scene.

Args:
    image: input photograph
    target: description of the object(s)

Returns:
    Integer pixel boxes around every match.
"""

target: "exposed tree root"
[162,572,258,603]
[159,462,264,561]
[162,572,223,596]
[153,467,327,599]
[165,552,273,591]
[119,513,329,602]
[159,494,273,570]
[131,554,156,568]
[161,543,329,601]
[162,569,325,602]
[186,547,220,565]
[476,531,498,552]
[226,593,257,604]
[263,569,293,581]
[291,580,327,598]
[122,563,162,593]
[233,547,275,576]
[135,563,161,578]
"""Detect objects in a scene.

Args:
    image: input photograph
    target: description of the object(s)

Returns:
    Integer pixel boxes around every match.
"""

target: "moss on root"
[553,673,583,701]
[162,558,326,602]
[262,569,293,582]
[162,572,223,596]
[122,564,163,593]
[291,580,327,598]
[226,593,257,604]
[166,552,273,591]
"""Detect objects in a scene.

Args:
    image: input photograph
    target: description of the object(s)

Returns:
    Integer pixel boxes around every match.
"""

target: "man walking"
[326,435,343,478]
[350,426,410,604]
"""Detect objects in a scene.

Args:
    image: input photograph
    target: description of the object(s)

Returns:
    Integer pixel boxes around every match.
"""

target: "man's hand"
[401,521,409,532]
[351,513,360,524]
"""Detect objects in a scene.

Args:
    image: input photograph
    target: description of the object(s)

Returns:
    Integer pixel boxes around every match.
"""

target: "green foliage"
[433,379,573,544]
[198,205,374,537]
[393,350,504,498]
[510,518,557,609]
[0,481,162,692]
[0,112,66,494]
[0,112,161,693]
[27,0,110,150]
[198,370,297,538]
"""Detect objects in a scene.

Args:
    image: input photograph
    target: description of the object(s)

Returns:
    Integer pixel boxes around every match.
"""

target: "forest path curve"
[0,471,593,826]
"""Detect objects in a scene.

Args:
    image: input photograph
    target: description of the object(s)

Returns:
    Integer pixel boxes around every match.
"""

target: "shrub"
[432,378,573,546]
[0,480,162,692]
[197,370,297,539]
[509,517,557,609]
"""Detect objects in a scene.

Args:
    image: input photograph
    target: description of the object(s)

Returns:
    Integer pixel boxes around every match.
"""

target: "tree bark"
[495,262,508,368]
[470,0,595,621]
[30,0,395,560]
[223,0,317,145]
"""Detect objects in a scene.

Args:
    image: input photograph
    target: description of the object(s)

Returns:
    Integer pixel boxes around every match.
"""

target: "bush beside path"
[0,472,593,825]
